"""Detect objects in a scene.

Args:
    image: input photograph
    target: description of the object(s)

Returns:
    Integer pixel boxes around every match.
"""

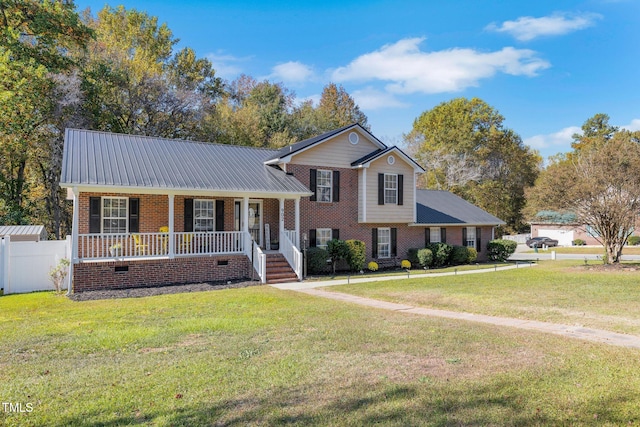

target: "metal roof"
[416,190,505,226]
[0,225,47,239]
[266,123,386,162]
[60,129,312,196]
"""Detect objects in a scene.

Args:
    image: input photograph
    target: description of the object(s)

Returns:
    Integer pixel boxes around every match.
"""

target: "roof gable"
[266,123,386,164]
[351,146,425,173]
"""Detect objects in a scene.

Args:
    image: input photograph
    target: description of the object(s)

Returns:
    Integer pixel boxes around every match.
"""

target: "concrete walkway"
[272,266,640,350]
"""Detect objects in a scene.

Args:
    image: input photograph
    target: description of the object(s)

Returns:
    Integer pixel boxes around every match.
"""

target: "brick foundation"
[72,255,253,292]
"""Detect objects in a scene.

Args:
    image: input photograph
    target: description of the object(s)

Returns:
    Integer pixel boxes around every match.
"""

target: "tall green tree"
[81,5,221,139]
[406,97,540,233]
[0,0,92,225]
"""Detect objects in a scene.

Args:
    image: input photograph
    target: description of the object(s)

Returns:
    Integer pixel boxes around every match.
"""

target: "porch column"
[168,194,175,259]
[279,198,285,247]
[294,198,300,248]
[71,187,79,264]
[242,196,249,235]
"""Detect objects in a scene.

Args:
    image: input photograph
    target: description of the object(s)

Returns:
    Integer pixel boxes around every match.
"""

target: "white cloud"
[331,38,550,95]
[486,12,602,41]
[523,126,581,149]
[268,61,315,84]
[621,118,640,131]
[206,52,250,79]
[351,87,408,110]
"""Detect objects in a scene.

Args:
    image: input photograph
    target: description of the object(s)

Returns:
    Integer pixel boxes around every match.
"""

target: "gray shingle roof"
[60,129,312,196]
[416,190,505,225]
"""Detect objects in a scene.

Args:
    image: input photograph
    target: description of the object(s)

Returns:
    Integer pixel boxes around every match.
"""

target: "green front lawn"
[526,246,640,255]
[1,272,639,425]
[331,260,640,335]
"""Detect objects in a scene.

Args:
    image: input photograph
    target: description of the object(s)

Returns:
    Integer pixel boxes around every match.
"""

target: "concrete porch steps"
[266,253,298,284]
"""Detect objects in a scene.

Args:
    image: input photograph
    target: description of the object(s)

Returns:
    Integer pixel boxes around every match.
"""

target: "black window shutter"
[391,228,397,257]
[476,227,482,252]
[309,229,317,247]
[309,169,317,201]
[441,228,447,244]
[128,198,140,233]
[462,228,467,245]
[333,171,340,202]
[89,197,101,234]
[372,228,378,258]
[378,173,384,205]
[397,174,404,205]
[215,200,225,231]
[332,229,340,240]
[425,228,431,246]
[184,198,194,232]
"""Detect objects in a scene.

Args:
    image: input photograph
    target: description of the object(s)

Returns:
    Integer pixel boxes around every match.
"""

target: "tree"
[316,83,369,131]
[526,114,640,264]
[568,131,640,263]
[406,97,540,233]
[0,0,92,224]
[81,6,221,140]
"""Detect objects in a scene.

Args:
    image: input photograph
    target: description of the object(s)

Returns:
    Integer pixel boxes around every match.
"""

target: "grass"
[526,246,640,255]
[330,260,640,335]
[307,261,516,281]
[0,272,639,425]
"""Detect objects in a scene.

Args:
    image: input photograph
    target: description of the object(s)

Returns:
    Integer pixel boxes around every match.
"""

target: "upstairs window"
[316,170,333,202]
[384,174,397,204]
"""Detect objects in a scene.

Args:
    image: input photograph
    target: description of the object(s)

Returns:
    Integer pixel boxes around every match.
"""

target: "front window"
[378,227,391,258]
[430,227,441,243]
[317,228,332,250]
[384,174,397,204]
[102,197,127,234]
[194,199,215,232]
[466,227,476,248]
[317,170,332,202]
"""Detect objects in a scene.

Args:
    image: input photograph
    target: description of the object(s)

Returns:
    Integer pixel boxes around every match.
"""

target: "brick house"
[61,124,504,292]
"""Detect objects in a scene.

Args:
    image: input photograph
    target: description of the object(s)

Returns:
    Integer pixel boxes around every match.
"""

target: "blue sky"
[76,0,639,158]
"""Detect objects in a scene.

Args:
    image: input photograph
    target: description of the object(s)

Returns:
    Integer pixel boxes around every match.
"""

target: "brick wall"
[73,255,253,292]
[285,164,495,266]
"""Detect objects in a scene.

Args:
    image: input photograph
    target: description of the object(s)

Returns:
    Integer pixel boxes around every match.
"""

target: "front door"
[234,200,263,247]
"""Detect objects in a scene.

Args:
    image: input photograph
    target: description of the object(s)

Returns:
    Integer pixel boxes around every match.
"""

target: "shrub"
[345,239,366,271]
[307,247,330,274]
[49,258,70,293]
[572,239,586,246]
[627,236,640,246]
[486,239,517,262]
[449,245,470,265]
[417,248,433,268]
[327,239,349,274]
[407,248,420,267]
[467,247,478,263]
[427,242,453,267]
[368,261,379,272]
[401,259,411,269]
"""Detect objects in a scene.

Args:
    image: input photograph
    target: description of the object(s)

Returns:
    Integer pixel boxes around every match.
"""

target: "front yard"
[1,261,640,425]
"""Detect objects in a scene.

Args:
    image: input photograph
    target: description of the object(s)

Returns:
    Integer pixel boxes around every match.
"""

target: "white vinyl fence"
[0,236,71,295]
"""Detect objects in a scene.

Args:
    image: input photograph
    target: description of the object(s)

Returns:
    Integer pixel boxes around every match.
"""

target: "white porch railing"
[77,231,245,260]
[284,230,298,247]
[281,229,302,280]
[245,231,266,283]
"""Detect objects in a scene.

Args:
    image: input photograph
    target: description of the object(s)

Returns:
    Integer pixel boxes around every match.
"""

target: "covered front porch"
[69,190,303,287]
